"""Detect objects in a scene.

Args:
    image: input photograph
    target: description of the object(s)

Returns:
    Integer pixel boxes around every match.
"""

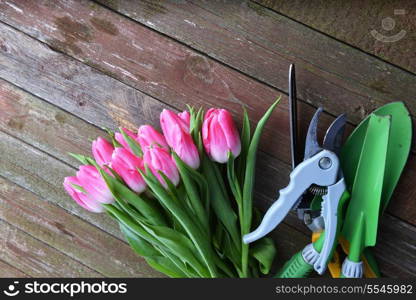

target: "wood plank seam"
[0,18,185,124]
[0,4,412,276]
[0,19,173,112]
[0,0,412,278]
[0,218,102,277]
[251,0,416,76]
[1,3,415,160]
[0,258,31,278]
[0,14,413,226]
[0,84,412,276]
[1,13,413,164]
[91,0,293,96]
[96,0,389,136]
[0,174,161,277]
[0,167,128,247]
[0,123,310,240]
[0,18,412,226]
[90,1,415,155]
[95,0,416,125]
[251,0,416,77]
[1,91,413,247]
[0,129,75,172]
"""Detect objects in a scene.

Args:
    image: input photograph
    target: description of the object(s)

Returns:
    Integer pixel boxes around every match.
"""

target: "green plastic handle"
[275,251,313,278]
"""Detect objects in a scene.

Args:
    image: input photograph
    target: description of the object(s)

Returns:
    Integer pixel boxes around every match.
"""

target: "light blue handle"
[243,150,340,244]
[314,178,346,274]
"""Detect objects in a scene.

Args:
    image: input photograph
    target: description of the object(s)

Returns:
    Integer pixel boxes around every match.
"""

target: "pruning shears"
[243,64,349,276]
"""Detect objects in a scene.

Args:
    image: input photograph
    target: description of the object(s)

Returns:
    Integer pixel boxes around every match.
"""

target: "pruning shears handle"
[243,150,340,245]
[314,178,346,273]
[277,190,350,277]
[276,248,314,278]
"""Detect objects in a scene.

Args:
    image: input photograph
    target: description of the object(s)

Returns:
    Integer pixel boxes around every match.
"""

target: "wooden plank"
[0,3,289,164]
[254,0,416,74]
[0,57,414,227]
[0,76,414,277]
[0,130,316,278]
[4,0,414,157]
[0,81,315,276]
[0,219,101,277]
[374,214,416,278]
[0,80,105,167]
[90,0,416,127]
[0,176,162,278]
[256,199,416,277]
[3,0,413,163]
[256,150,416,228]
[0,129,122,240]
[0,2,413,275]
[0,7,414,226]
[0,260,28,277]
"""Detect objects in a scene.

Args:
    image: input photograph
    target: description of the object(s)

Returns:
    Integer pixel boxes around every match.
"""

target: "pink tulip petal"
[111,148,146,193]
[161,109,200,169]
[92,137,114,166]
[76,165,113,204]
[143,146,180,188]
[137,125,168,150]
[63,176,104,213]
[202,108,241,163]
[115,128,139,154]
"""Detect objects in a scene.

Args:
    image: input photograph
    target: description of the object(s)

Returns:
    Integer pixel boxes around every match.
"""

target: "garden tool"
[328,102,412,278]
[341,102,412,214]
[339,113,391,278]
[243,64,348,276]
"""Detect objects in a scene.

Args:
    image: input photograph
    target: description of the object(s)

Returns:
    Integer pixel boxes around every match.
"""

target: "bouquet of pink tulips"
[64,100,279,278]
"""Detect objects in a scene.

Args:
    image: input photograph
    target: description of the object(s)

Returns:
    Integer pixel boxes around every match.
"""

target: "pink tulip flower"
[177,110,191,130]
[76,165,114,204]
[202,108,241,163]
[137,125,169,150]
[115,128,139,153]
[111,148,146,193]
[63,176,105,213]
[143,146,180,188]
[160,109,200,169]
[92,137,114,167]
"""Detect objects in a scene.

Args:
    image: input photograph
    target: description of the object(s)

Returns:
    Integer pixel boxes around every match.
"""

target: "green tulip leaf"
[201,155,240,251]
[104,204,202,277]
[172,153,209,233]
[140,223,210,277]
[250,237,277,274]
[103,128,123,148]
[119,128,143,157]
[236,108,251,185]
[242,98,280,234]
[69,182,87,194]
[68,153,95,165]
[144,256,188,278]
[139,166,219,277]
[99,167,167,226]
[241,97,280,276]
[120,222,160,257]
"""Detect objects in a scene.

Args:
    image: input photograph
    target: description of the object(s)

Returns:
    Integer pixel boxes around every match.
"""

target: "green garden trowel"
[338,102,412,277]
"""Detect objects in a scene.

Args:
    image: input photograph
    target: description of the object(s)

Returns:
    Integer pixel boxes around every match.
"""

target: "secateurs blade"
[243,64,347,274]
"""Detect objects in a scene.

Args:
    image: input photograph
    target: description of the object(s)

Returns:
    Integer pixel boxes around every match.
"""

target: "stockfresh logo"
[3,281,127,297]
[3,281,20,297]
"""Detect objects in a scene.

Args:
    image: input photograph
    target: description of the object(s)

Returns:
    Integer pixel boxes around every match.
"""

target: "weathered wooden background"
[0,0,415,277]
